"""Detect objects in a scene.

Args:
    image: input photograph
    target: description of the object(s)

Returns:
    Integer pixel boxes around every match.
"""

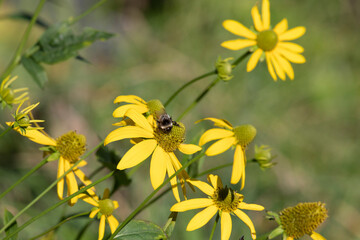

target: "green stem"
[164,70,216,107]
[0,140,104,235]
[29,212,90,240]
[3,171,113,240]
[70,0,108,25]
[0,156,48,200]
[209,213,219,240]
[0,0,47,80]
[108,152,206,239]
[0,126,12,138]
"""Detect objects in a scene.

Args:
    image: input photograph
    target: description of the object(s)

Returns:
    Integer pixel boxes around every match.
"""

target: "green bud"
[1,88,15,104]
[215,57,234,81]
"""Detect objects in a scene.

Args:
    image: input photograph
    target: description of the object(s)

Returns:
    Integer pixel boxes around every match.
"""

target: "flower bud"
[215,57,234,81]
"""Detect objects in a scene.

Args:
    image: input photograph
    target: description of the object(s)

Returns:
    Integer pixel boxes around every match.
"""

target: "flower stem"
[0,0,47,80]
[0,156,48,200]
[70,0,108,25]
[0,125,12,138]
[108,152,206,239]
[209,213,219,240]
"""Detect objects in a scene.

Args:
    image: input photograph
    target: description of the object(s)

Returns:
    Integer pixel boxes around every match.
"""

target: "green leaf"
[21,56,48,88]
[3,209,18,240]
[115,220,167,240]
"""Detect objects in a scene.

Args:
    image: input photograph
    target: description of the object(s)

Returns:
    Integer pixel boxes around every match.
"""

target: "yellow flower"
[221,0,306,81]
[79,188,119,240]
[0,75,29,108]
[105,108,202,202]
[10,101,44,134]
[198,118,256,189]
[171,174,264,240]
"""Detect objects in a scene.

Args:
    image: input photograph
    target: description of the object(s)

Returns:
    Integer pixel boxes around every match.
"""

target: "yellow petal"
[166,158,180,202]
[273,51,294,80]
[7,123,56,146]
[150,146,168,189]
[278,42,304,53]
[178,143,202,154]
[251,5,263,31]
[104,126,153,146]
[90,209,100,218]
[113,95,146,104]
[77,160,87,167]
[270,53,286,80]
[64,160,79,205]
[188,179,214,196]
[265,52,277,81]
[199,128,234,146]
[279,26,306,41]
[286,237,294,240]
[207,174,223,189]
[117,139,157,170]
[103,188,110,199]
[222,20,257,39]
[80,194,99,207]
[246,48,263,72]
[221,39,256,51]
[262,0,270,30]
[57,157,65,200]
[113,200,119,210]
[230,145,244,184]
[310,232,326,240]
[238,202,265,211]
[277,46,306,64]
[205,137,236,156]
[198,118,233,129]
[73,168,92,188]
[186,205,218,231]
[107,215,119,233]
[220,212,232,240]
[98,215,106,240]
[273,18,288,35]
[112,104,148,118]
[234,209,256,240]
[171,198,213,212]
[124,108,152,132]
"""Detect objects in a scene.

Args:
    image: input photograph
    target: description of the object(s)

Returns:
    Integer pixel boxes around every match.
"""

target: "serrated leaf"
[21,56,48,88]
[115,220,167,240]
[3,209,18,240]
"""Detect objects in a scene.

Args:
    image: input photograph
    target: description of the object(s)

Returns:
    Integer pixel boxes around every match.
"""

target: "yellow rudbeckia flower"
[0,75,29,108]
[221,0,306,81]
[105,108,202,202]
[198,118,256,190]
[171,174,264,240]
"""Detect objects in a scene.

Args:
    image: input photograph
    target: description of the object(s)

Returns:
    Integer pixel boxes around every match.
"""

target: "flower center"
[56,131,86,163]
[212,186,243,212]
[279,202,328,238]
[147,99,165,117]
[233,124,257,147]
[99,199,115,216]
[153,122,185,152]
[1,88,14,104]
[16,115,30,128]
[257,30,278,51]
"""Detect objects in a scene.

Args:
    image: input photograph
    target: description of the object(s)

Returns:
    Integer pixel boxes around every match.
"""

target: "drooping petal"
[57,157,65,200]
[178,143,202,154]
[273,51,295,80]
[277,42,304,53]
[277,47,306,64]
[187,206,218,231]
[166,158,180,202]
[199,128,234,146]
[273,18,288,35]
[77,160,87,167]
[168,152,194,193]
[262,0,270,30]
[107,215,120,233]
[7,123,56,146]
[112,104,148,118]
[269,53,286,80]
[205,137,236,156]
[197,118,233,129]
[230,145,244,185]
[221,39,256,51]
[246,48,263,72]
[80,194,99,207]
[117,139,157,170]
[187,179,214,196]
[89,209,100,218]
[238,202,265,211]
[310,231,326,240]
[233,209,257,240]
[279,26,306,41]
[104,126,153,146]
[208,174,223,189]
[98,215,106,240]
[124,109,153,132]
[286,236,294,240]
[150,146,167,189]
[113,95,146,104]
[171,198,213,212]
[265,52,277,81]
[64,160,79,205]
[220,212,232,240]
[222,20,257,39]
[251,5,263,31]
[73,168,93,188]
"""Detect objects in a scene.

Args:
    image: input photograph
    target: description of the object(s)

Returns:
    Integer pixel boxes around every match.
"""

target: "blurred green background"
[0,0,359,239]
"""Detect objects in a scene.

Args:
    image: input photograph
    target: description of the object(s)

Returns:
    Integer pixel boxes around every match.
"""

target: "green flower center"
[212,186,243,212]
[1,88,15,104]
[257,30,278,51]
[147,99,165,117]
[279,202,328,238]
[233,124,257,147]
[99,199,115,216]
[16,115,30,128]
[153,122,185,152]
[56,131,86,163]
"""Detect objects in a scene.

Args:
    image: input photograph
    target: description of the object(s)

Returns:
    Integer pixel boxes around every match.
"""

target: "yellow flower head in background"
[221,0,306,81]
[171,174,264,240]
[105,108,202,202]
[79,188,119,240]
[10,101,44,134]
[198,118,256,189]
[0,75,29,108]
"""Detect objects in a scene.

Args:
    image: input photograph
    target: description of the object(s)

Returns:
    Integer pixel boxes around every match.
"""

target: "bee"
[156,108,179,133]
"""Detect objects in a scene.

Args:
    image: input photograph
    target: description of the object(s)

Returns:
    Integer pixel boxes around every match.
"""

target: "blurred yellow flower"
[198,118,256,189]
[221,0,306,81]
[105,108,201,202]
[0,75,29,108]
[79,188,119,240]
[10,101,44,134]
[171,174,264,240]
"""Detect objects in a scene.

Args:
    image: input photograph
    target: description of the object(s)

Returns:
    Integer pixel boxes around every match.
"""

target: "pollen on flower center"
[153,122,185,152]
[56,131,86,163]
[99,199,115,216]
[233,124,257,147]
[212,186,243,212]
[257,30,278,51]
